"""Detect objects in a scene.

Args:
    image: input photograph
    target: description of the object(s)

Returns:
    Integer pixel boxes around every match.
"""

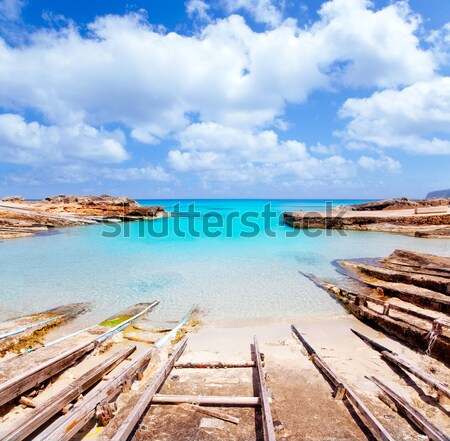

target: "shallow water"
[1,199,449,326]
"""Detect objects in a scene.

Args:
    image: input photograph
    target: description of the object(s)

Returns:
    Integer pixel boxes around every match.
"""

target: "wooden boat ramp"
[307,249,450,366]
[0,301,200,440]
[0,303,89,357]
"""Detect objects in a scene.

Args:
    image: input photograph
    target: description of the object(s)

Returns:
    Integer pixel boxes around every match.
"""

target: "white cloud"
[169,122,356,182]
[0,0,440,188]
[186,0,211,21]
[0,113,128,165]
[358,155,401,174]
[223,0,283,27]
[340,76,450,154]
[0,0,434,139]
[0,0,24,21]
[427,23,450,66]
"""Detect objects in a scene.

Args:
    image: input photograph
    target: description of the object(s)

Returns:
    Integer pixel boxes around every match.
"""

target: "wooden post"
[382,303,390,316]
[253,336,276,441]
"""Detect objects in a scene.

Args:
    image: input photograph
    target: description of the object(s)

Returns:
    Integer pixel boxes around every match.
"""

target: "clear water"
[1,199,449,325]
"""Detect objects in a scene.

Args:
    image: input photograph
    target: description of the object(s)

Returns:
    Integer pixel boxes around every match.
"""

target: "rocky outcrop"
[284,197,450,237]
[0,195,166,239]
[307,249,450,366]
[427,189,450,198]
[346,197,450,211]
[42,194,138,207]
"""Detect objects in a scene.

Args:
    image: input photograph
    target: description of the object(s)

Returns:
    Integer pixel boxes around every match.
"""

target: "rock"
[427,189,450,198]
[347,197,450,211]
[1,196,24,202]
[42,194,139,207]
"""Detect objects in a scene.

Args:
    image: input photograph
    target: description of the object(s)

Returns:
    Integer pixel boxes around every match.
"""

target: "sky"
[0,0,449,199]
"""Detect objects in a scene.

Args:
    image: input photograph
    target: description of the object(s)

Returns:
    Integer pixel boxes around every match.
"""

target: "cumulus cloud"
[0,114,128,165]
[358,155,402,174]
[340,76,450,154]
[0,0,441,188]
[223,0,283,27]
[168,122,356,182]
[0,0,434,138]
[186,0,211,21]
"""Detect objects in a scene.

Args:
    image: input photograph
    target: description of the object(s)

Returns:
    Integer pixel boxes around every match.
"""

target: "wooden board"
[34,345,156,441]
[111,338,189,441]
[352,329,450,401]
[152,394,260,406]
[0,301,158,407]
[291,325,395,441]
[253,336,276,441]
[369,376,449,441]
[0,345,135,441]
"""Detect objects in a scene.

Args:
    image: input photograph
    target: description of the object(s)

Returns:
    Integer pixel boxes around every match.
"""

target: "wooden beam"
[180,403,240,424]
[0,302,158,407]
[152,394,260,406]
[0,345,135,441]
[111,338,189,441]
[253,336,276,441]
[34,346,156,441]
[352,329,450,401]
[291,325,395,441]
[174,361,255,369]
[368,376,449,441]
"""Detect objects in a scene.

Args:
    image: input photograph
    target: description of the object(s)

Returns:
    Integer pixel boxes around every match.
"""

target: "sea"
[1,199,449,325]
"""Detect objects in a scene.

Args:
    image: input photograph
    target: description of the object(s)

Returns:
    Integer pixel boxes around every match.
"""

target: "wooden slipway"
[0,306,196,441]
[97,336,277,441]
[0,301,158,407]
[0,303,89,356]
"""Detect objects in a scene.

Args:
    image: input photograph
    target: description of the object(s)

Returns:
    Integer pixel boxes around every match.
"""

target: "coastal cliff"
[284,197,450,237]
[0,195,166,240]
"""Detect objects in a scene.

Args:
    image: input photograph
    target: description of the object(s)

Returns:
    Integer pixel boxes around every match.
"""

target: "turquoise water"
[1,199,449,325]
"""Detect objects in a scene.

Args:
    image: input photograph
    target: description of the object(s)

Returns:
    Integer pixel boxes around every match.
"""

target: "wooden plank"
[0,345,135,441]
[352,329,450,400]
[291,325,395,441]
[369,376,449,441]
[34,346,156,441]
[111,338,189,441]
[0,304,86,340]
[253,336,276,441]
[174,361,255,369]
[0,302,158,407]
[152,394,260,406]
[180,403,240,424]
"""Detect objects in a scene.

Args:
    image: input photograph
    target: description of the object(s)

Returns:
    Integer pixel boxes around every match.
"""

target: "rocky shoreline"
[0,195,167,240]
[284,197,450,238]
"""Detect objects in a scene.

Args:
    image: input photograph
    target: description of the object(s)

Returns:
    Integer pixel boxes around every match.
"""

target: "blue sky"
[0,0,449,199]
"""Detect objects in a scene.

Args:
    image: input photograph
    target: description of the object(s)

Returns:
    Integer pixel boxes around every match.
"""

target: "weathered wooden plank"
[253,336,276,441]
[174,361,255,369]
[291,325,395,441]
[111,338,189,441]
[180,403,240,424]
[369,376,449,441]
[0,301,158,407]
[152,394,260,406]
[0,345,135,441]
[35,346,156,441]
[352,329,450,401]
